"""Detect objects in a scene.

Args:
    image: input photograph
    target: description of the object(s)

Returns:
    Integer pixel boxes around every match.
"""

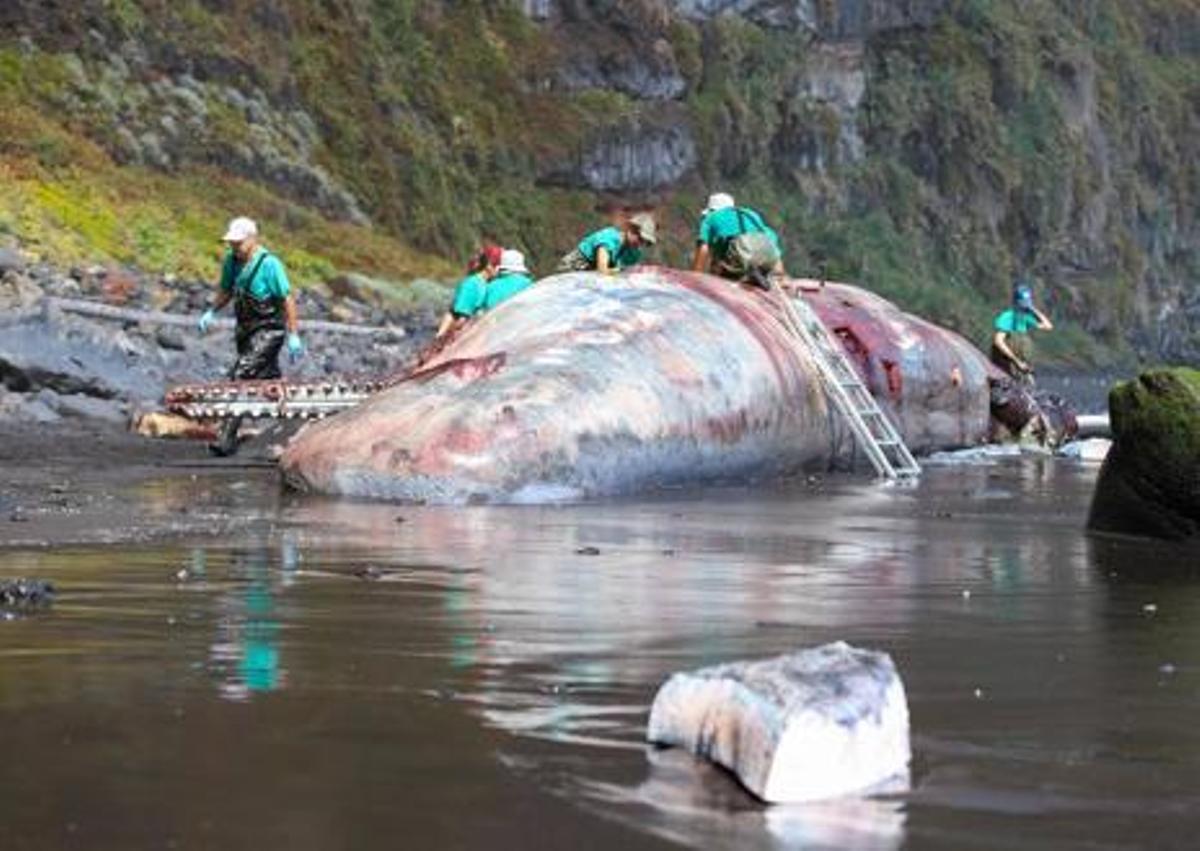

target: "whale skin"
[279,269,991,503]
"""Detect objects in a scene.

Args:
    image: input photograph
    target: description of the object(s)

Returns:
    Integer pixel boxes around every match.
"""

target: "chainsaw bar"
[165,377,392,420]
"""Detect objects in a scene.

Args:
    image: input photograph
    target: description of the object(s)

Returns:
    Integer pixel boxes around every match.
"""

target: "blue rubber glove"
[286,332,304,362]
[197,308,216,334]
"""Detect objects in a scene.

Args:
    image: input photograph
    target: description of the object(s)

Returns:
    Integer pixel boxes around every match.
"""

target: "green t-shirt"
[482,272,532,310]
[578,226,642,270]
[219,247,291,301]
[697,207,781,255]
[994,308,1040,334]
[450,272,487,318]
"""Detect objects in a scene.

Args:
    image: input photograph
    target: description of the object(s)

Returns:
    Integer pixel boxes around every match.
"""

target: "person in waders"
[197,216,303,456]
[691,192,786,289]
[990,282,1053,385]
[556,213,657,274]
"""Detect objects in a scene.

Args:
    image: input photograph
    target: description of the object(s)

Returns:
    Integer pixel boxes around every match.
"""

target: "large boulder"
[646,642,910,803]
[1088,368,1200,541]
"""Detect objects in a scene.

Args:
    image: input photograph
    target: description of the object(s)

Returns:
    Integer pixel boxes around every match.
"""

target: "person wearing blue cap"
[991,282,1053,382]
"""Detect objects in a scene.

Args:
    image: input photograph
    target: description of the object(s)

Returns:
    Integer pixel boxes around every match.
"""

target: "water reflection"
[6,457,1200,849]
[203,540,296,701]
[621,748,907,851]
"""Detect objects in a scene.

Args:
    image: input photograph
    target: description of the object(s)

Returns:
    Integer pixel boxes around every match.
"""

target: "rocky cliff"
[1,1,1196,364]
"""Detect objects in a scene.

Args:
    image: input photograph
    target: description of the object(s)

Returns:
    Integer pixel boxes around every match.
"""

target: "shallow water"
[2,456,1199,850]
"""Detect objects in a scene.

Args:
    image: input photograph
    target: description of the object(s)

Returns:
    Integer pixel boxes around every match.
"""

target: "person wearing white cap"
[481,249,534,311]
[556,212,657,275]
[691,192,785,288]
[197,215,303,455]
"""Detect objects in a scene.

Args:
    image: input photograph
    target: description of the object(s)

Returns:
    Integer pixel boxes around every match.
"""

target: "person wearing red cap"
[435,244,502,339]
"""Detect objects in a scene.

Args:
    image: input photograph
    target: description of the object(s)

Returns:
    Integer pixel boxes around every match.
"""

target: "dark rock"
[0,312,164,401]
[55,393,128,425]
[0,578,55,607]
[1089,368,1200,541]
[0,272,42,310]
[669,0,947,37]
[989,378,1078,448]
[0,390,62,424]
[0,247,26,273]
[155,326,188,351]
[577,120,696,191]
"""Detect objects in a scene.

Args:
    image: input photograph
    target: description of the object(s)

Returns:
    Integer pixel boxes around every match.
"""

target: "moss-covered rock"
[1088,368,1200,541]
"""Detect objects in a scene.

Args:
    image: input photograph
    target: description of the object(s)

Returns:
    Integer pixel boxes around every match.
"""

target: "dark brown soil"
[0,420,289,548]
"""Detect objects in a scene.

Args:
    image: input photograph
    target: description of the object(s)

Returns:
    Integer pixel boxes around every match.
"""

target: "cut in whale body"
[280,269,992,504]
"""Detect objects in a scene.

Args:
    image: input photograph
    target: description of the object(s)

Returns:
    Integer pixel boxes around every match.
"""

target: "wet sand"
[3,429,1199,849]
[0,422,290,549]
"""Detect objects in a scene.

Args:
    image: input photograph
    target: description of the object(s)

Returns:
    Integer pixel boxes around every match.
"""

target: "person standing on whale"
[197,216,303,456]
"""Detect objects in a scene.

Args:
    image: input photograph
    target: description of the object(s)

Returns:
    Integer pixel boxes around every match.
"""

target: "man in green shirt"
[557,213,657,274]
[691,192,785,288]
[197,216,303,456]
[483,249,533,310]
[435,244,501,339]
[990,283,1053,382]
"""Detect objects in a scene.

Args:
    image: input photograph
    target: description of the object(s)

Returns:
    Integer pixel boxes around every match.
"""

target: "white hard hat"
[702,192,735,215]
[221,216,259,242]
[497,249,530,274]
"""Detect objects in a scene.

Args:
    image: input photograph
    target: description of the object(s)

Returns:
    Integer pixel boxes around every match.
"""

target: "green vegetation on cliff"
[671,1,1196,364]
[0,0,1195,364]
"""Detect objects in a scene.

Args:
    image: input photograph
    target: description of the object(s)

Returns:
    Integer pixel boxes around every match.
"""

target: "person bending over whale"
[691,192,786,289]
[482,250,533,310]
[557,213,657,275]
[435,244,501,339]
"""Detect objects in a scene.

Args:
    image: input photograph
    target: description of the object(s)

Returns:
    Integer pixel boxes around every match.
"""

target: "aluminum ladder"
[770,281,921,480]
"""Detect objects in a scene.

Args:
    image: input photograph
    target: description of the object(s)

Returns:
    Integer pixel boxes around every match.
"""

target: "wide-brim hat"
[498,249,530,274]
[629,212,657,245]
[701,192,735,215]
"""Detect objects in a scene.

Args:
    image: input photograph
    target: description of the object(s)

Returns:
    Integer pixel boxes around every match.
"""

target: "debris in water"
[0,578,55,608]
[647,642,910,803]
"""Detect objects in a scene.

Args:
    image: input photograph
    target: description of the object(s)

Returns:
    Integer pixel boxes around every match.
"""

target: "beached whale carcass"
[280,269,993,503]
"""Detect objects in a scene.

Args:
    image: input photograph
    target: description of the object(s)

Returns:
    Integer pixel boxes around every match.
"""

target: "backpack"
[711,209,780,285]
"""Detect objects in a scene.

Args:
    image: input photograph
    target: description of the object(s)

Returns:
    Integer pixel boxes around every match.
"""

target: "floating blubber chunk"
[646,642,910,803]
